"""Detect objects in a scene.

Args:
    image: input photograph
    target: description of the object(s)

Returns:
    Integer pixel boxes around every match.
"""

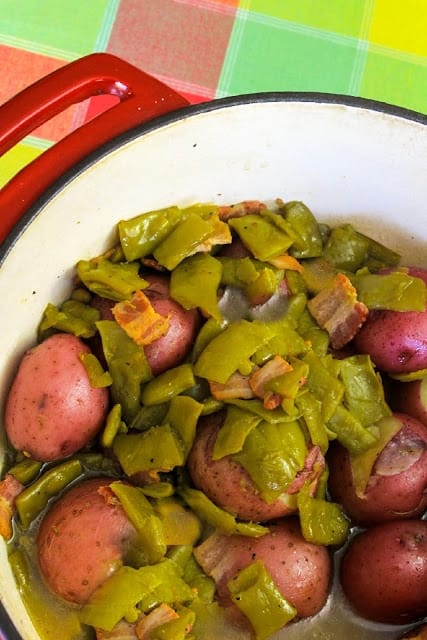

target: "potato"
[91,273,200,376]
[327,412,427,525]
[353,267,427,374]
[390,377,427,427]
[340,520,427,624]
[187,412,298,522]
[37,477,136,604]
[143,274,200,375]
[5,333,109,462]
[194,518,331,619]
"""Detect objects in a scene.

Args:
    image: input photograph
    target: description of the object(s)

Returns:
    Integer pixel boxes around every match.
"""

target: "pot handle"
[0,53,190,244]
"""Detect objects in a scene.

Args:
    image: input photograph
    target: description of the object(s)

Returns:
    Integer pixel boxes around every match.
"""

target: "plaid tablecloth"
[0,0,426,189]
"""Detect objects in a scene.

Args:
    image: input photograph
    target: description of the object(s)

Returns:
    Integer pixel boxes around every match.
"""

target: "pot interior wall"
[0,98,426,640]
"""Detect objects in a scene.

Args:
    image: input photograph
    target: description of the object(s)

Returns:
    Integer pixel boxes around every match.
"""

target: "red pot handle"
[0,53,190,244]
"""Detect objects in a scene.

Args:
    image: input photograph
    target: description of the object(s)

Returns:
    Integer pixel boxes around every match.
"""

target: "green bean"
[8,459,42,485]
[141,364,195,406]
[228,560,297,640]
[15,459,83,529]
[170,253,223,321]
[77,257,148,301]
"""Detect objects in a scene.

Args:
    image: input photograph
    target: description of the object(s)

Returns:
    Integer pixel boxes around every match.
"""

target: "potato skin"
[327,413,427,525]
[390,377,427,427]
[5,333,109,462]
[194,518,331,619]
[37,477,136,604]
[340,520,427,625]
[353,267,427,374]
[187,412,297,522]
[91,274,200,376]
[143,274,200,376]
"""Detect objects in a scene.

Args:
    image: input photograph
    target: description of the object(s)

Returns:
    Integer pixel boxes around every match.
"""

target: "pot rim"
[0,600,21,640]
[1,90,425,264]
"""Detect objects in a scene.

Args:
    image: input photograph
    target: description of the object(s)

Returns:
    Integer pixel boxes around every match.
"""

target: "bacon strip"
[307,272,368,349]
[188,217,232,255]
[218,200,267,221]
[285,446,325,496]
[96,619,138,640]
[136,604,179,639]
[112,290,170,347]
[267,255,303,272]
[249,355,292,409]
[209,371,255,401]
[0,473,24,541]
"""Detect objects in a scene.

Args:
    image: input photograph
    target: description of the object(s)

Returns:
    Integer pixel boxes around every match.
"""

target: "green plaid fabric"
[0,0,425,187]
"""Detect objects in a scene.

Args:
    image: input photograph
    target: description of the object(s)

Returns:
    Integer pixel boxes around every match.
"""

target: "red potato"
[390,376,427,427]
[5,333,109,462]
[194,518,331,619]
[37,477,136,604]
[327,412,427,526]
[143,274,200,375]
[187,412,297,522]
[91,273,200,376]
[353,267,427,374]
[217,238,252,259]
[340,520,427,625]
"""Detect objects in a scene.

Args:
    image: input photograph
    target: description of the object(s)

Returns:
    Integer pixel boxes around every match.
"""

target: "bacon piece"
[130,469,161,486]
[136,604,180,639]
[261,391,282,410]
[188,216,232,255]
[96,619,138,640]
[0,473,24,540]
[209,371,255,401]
[112,290,170,347]
[268,254,303,272]
[140,257,167,272]
[285,446,325,496]
[249,355,292,409]
[218,200,267,221]
[97,483,119,505]
[307,272,368,349]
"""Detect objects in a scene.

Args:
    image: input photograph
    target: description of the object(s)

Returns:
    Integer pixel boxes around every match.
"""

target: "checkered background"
[0,0,426,188]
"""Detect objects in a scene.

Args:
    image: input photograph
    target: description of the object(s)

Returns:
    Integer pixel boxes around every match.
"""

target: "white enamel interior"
[0,99,426,640]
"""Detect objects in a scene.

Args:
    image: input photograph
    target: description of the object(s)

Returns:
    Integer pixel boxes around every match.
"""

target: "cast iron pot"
[0,54,426,640]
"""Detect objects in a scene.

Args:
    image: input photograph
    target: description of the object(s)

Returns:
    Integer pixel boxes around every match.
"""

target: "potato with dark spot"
[37,477,136,604]
[5,333,109,462]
